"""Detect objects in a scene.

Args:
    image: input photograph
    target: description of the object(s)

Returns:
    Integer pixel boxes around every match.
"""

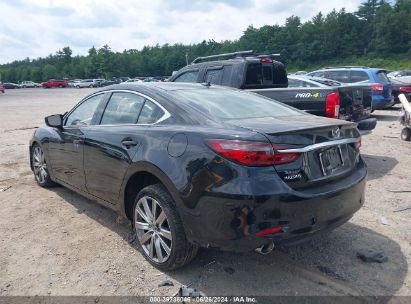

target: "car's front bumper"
[181,159,367,252]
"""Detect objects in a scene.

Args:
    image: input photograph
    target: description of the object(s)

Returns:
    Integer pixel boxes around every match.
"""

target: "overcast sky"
[0,0,364,64]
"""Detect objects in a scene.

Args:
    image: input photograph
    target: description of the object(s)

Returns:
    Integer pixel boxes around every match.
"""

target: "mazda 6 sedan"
[30,82,366,270]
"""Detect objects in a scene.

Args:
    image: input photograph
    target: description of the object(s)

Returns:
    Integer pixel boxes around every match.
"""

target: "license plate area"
[319,146,344,176]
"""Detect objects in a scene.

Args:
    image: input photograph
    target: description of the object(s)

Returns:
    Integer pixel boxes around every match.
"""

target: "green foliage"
[0,0,409,82]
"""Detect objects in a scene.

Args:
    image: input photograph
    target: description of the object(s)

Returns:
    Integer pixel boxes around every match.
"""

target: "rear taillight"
[399,87,411,93]
[255,226,283,237]
[205,139,299,166]
[260,58,273,63]
[370,83,384,94]
[325,92,340,119]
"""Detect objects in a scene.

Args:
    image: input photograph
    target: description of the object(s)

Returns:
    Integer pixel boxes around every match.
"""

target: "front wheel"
[401,128,411,141]
[32,144,56,187]
[133,184,198,270]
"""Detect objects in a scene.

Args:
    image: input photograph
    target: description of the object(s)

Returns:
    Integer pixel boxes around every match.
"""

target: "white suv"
[74,79,97,88]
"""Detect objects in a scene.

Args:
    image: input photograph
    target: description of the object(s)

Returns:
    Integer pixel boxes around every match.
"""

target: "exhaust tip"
[255,242,275,255]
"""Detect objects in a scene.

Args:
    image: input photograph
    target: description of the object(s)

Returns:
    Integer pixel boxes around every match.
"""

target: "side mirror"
[45,114,63,129]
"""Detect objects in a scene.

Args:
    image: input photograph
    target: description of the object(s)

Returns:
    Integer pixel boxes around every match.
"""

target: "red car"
[0,82,4,93]
[41,79,68,88]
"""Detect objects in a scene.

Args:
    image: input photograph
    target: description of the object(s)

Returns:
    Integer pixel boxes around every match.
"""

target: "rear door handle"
[121,139,138,148]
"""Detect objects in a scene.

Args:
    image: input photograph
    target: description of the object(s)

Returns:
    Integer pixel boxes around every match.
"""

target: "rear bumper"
[181,159,367,252]
[372,95,395,109]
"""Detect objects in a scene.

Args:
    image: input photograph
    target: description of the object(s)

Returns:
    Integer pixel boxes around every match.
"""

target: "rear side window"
[221,65,233,86]
[100,92,145,125]
[309,71,325,78]
[137,100,164,124]
[205,68,223,84]
[350,71,369,82]
[173,71,199,83]
[376,71,390,83]
[325,71,350,83]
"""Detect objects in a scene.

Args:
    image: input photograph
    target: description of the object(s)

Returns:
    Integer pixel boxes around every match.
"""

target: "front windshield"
[171,88,303,120]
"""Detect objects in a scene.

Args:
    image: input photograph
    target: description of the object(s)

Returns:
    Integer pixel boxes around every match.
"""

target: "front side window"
[65,94,104,127]
[100,92,145,125]
[173,70,199,83]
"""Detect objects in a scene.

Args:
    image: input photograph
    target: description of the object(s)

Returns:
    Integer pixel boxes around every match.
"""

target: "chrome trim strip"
[277,138,358,153]
[98,89,171,125]
[64,89,171,128]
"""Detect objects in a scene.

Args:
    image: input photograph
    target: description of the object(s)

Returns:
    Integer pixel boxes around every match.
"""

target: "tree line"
[0,0,410,83]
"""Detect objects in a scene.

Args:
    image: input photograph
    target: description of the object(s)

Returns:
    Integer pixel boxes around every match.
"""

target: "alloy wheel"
[134,196,172,263]
[32,146,48,184]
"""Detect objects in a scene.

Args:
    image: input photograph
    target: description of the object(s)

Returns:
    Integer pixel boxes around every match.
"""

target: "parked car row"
[24,50,410,270]
[168,51,376,133]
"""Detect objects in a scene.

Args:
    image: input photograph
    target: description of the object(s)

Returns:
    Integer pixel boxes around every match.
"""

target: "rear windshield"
[376,71,390,83]
[244,62,287,88]
[170,88,302,120]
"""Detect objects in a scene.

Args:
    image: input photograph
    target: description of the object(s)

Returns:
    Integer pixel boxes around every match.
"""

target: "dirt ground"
[0,88,410,297]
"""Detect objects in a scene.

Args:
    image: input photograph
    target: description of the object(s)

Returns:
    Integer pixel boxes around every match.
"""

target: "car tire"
[132,184,198,270]
[31,144,56,187]
[89,84,94,88]
[76,85,80,89]
[401,128,411,141]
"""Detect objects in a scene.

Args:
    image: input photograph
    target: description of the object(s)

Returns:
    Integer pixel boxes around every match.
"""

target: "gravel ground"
[0,88,410,297]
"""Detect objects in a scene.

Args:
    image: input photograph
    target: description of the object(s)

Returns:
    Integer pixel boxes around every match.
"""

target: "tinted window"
[100,92,145,125]
[309,71,325,78]
[65,94,103,126]
[137,100,164,124]
[205,68,223,84]
[263,66,272,81]
[325,71,350,83]
[376,71,390,83]
[221,65,233,86]
[350,71,369,82]
[174,71,199,83]
[245,63,263,85]
[171,88,302,120]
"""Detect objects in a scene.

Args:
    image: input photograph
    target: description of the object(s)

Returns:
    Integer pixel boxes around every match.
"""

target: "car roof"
[312,67,386,72]
[99,82,217,92]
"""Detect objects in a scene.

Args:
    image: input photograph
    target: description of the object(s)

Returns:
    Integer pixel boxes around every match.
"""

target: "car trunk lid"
[226,115,361,190]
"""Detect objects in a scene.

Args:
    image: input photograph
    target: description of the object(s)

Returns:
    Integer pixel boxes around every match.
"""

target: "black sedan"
[30,83,366,270]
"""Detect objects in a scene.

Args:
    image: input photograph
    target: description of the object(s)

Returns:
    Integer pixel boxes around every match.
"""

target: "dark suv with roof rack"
[307,67,394,110]
[169,50,288,89]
